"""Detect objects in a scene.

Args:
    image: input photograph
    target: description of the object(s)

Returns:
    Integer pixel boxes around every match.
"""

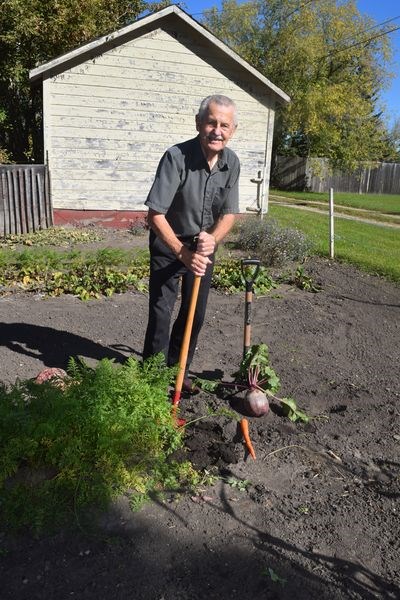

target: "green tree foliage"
[203,0,399,169]
[0,0,146,162]
[388,118,400,155]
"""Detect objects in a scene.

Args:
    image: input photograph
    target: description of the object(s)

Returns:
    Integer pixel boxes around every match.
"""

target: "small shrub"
[235,217,313,267]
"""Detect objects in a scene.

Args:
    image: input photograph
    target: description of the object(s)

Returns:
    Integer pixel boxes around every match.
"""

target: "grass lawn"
[268,204,400,282]
[270,189,400,214]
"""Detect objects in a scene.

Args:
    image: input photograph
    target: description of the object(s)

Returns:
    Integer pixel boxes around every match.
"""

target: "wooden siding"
[43,25,275,213]
[0,165,52,236]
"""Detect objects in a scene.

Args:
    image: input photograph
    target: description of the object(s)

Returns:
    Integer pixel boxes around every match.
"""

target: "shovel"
[172,274,201,416]
[241,258,261,358]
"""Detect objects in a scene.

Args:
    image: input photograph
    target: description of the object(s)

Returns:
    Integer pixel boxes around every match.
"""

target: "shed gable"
[41,16,280,213]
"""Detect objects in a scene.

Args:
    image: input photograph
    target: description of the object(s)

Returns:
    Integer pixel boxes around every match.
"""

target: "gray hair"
[197,95,238,127]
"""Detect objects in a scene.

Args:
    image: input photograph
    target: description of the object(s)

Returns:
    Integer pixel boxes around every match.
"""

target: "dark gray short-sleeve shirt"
[145,136,240,237]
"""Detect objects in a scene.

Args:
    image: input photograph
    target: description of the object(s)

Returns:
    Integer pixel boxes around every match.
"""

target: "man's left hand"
[197,231,216,257]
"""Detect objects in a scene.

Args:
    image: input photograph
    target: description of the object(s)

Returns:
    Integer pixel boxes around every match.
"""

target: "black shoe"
[182,378,201,395]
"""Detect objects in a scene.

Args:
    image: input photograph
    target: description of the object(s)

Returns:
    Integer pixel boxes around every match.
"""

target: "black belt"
[178,234,199,251]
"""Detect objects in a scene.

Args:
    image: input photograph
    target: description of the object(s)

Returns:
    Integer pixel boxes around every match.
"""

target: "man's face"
[196,101,237,160]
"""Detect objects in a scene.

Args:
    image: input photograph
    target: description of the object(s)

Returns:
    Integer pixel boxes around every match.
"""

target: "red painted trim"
[53,209,147,229]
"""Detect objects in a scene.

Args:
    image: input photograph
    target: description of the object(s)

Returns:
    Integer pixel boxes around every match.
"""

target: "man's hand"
[196,231,216,257]
[179,245,211,276]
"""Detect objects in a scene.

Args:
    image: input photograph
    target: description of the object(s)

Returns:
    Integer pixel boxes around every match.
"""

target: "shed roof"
[29,5,290,105]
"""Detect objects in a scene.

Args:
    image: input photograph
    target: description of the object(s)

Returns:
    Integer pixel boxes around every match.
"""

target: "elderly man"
[143,94,240,392]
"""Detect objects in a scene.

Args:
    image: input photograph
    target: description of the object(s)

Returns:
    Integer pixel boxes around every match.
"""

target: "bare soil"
[0,229,399,600]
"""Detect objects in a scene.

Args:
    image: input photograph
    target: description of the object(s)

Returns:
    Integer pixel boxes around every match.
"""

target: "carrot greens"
[0,355,199,532]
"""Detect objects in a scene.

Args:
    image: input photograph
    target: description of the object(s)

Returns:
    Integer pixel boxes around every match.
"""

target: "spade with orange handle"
[172,274,201,419]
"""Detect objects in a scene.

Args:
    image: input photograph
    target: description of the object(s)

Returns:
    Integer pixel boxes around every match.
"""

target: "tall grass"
[268,205,400,282]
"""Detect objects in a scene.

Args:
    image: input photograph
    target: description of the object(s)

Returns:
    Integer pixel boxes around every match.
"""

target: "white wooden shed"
[29,5,289,227]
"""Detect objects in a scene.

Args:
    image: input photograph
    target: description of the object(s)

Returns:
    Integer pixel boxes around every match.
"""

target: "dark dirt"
[0,229,399,600]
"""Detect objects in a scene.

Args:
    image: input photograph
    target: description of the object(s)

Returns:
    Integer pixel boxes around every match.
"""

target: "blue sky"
[180,0,400,129]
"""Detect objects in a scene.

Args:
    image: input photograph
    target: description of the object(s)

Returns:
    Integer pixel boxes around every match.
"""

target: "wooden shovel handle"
[242,258,260,357]
[243,288,253,357]
[173,275,201,405]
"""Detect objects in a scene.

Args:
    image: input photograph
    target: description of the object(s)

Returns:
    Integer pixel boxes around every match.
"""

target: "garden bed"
[0,229,399,599]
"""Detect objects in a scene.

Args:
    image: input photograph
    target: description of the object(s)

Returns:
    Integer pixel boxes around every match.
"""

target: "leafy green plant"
[197,344,309,423]
[289,266,322,292]
[278,396,309,423]
[293,266,321,292]
[212,257,276,294]
[46,264,148,300]
[0,355,198,532]
[0,247,150,299]
[2,248,280,299]
[223,476,250,491]
[237,345,308,422]
[1,243,320,300]
[235,343,281,393]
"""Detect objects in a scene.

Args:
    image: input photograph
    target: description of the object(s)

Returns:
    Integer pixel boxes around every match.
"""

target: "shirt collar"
[194,135,229,171]
[217,147,229,170]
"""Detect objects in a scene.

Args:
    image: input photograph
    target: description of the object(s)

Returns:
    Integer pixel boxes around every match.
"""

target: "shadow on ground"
[1,487,398,600]
[0,323,135,373]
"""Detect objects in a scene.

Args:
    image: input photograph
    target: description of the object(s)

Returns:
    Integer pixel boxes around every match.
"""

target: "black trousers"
[143,232,214,373]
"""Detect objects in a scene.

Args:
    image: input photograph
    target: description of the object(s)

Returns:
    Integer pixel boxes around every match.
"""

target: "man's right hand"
[147,211,211,276]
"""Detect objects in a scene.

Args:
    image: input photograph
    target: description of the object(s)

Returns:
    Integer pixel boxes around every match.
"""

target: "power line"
[281,0,317,21]
[329,15,400,49]
[188,0,318,19]
[324,24,400,59]
[187,3,400,59]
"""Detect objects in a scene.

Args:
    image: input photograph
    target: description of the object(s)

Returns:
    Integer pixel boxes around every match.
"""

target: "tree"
[0,0,146,162]
[388,118,400,157]
[203,0,398,170]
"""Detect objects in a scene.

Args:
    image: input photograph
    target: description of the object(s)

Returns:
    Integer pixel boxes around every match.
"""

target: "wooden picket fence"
[0,164,53,237]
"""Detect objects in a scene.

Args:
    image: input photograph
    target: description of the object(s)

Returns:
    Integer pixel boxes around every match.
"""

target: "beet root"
[243,388,269,417]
